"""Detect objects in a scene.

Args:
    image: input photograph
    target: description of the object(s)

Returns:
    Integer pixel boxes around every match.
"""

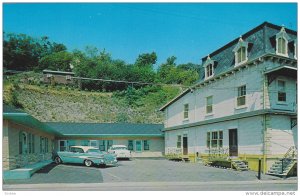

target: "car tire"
[54,156,62,164]
[84,159,93,167]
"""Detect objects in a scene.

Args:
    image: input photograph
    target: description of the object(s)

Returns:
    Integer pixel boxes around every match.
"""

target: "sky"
[3,3,298,66]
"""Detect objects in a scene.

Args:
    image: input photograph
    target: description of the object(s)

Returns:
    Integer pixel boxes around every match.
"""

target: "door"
[229,129,238,157]
[135,140,142,152]
[183,135,188,155]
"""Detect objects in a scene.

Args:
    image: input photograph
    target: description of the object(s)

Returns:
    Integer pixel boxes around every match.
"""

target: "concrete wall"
[3,120,56,170]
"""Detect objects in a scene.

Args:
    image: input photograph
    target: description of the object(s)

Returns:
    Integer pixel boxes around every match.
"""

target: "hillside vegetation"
[3,73,181,123]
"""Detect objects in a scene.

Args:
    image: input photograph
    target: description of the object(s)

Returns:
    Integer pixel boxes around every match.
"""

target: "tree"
[135,52,157,67]
[38,51,74,71]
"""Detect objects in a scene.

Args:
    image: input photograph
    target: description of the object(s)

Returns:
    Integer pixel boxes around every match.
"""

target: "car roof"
[70,146,99,152]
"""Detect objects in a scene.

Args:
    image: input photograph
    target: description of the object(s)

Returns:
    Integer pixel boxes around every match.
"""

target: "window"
[277,37,287,55]
[45,138,48,153]
[99,140,106,151]
[89,140,98,147]
[278,80,286,102]
[237,85,246,106]
[177,135,182,148]
[183,104,189,119]
[28,133,35,154]
[276,27,289,57]
[237,47,247,64]
[206,132,210,148]
[70,147,84,153]
[206,96,213,114]
[46,74,52,78]
[107,140,113,150]
[19,132,23,154]
[294,42,297,59]
[233,37,248,66]
[66,75,72,80]
[59,140,67,151]
[128,140,134,150]
[207,131,223,148]
[144,140,150,150]
[205,63,214,78]
[68,140,76,148]
[80,140,89,146]
[203,55,215,79]
[40,137,45,153]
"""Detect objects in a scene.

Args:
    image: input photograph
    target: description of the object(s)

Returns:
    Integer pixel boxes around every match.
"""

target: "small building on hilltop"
[42,69,75,85]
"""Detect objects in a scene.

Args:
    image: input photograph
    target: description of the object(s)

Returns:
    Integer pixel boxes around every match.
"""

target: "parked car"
[108,145,131,159]
[52,146,118,167]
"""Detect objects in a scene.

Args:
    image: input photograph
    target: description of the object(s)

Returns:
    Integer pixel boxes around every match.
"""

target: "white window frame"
[183,103,189,120]
[277,79,287,104]
[206,96,213,114]
[236,85,247,108]
[46,74,53,78]
[275,26,290,58]
[206,130,223,149]
[276,37,288,57]
[203,55,215,80]
[294,41,297,60]
[233,37,248,67]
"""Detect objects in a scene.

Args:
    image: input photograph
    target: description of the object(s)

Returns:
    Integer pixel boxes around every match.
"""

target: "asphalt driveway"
[4,158,295,185]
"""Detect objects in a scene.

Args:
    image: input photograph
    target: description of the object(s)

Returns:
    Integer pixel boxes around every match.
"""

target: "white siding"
[267,115,297,155]
[165,116,264,155]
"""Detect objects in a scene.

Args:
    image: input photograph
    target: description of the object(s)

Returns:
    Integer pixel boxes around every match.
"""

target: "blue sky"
[3,3,297,66]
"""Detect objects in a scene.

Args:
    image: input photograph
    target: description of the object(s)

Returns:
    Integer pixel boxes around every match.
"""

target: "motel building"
[160,22,297,177]
[3,105,164,180]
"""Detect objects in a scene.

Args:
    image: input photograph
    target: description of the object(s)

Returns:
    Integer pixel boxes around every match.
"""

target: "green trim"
[3,114,62,136]
[164,109,296,132]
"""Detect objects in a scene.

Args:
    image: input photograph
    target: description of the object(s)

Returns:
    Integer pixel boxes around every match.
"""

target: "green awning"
[3,112,62,136]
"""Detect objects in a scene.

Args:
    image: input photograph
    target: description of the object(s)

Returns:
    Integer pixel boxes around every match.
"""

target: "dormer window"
[233,37,248,67]
[276,26,290,57]
[203,55,215,80]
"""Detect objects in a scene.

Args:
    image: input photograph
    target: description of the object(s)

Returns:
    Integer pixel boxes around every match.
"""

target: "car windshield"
[112,147,127,150]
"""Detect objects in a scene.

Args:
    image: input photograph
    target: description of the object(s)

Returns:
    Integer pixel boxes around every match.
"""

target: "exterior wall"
[43,74,74,85]
[3,120,55,170]
[3,120,10,170]
[166,62,270,128]
[165,115,264,155]
[267,115,297,155]
[268,75,297,112]
[56,137,165,157]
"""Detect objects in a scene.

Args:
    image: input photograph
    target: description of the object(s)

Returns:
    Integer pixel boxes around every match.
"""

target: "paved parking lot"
[4,158,295,185]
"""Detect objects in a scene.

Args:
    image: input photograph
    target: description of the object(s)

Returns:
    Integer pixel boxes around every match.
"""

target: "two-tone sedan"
[52,146,117,167]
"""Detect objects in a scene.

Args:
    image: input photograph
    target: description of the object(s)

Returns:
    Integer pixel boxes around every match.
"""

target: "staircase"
[267,146,297,177]
[231,160,249,171]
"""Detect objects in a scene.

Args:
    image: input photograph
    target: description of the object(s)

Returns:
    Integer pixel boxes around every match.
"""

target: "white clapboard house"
[160,22,297,176]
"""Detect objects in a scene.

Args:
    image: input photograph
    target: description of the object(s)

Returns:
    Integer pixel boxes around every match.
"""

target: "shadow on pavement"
[35,162,58,174]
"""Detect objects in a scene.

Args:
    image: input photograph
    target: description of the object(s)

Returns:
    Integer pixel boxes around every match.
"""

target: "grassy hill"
[3,72,181,123]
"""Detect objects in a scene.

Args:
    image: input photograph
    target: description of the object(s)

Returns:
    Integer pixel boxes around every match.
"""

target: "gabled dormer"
[203,55,216,80]
[276,26,290,57]
[233,36,249,67]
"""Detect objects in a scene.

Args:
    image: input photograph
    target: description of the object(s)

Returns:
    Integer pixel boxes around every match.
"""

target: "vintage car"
[52,146,118,167]
[108,145,131,159]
